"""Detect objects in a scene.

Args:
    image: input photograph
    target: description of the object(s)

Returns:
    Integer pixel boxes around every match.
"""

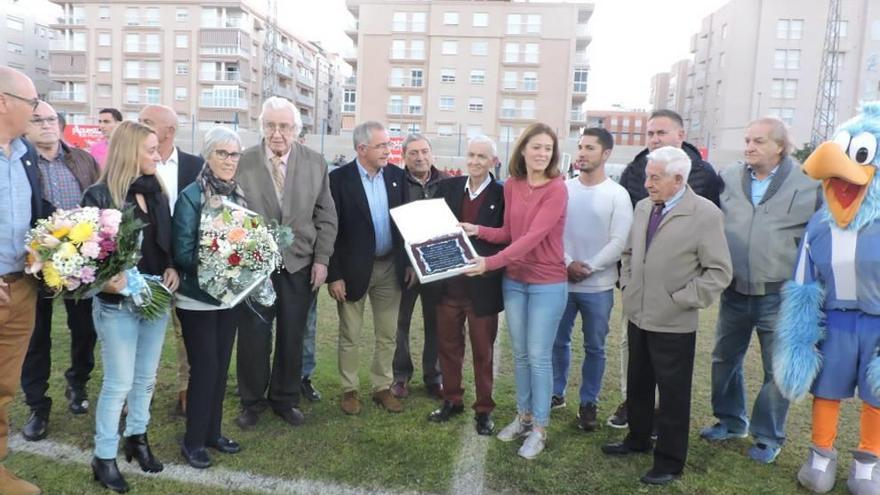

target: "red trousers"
[436,295,498,413]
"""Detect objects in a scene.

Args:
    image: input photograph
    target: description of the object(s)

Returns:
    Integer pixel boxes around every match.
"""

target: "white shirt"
[563,177,633,293]
[155,147,179,214]
[464,174,492,200]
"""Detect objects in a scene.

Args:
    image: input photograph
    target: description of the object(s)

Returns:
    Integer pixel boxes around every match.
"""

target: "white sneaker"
[497,416,532,442]
[517,429,546,460]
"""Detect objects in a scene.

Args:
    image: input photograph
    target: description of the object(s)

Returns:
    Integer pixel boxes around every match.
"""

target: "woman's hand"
[459,222,479,237]
[464,256,488,277]
[103,272,127,294]
[163,268,180,292]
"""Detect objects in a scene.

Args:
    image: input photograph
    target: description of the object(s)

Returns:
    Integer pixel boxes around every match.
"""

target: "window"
[406,123,421,133]
[388,123,402,135]
[125,61,140,78]
[6,16,23,31]
[715,81,722,96]
[97,84,112,98]
[175,63,188,75]
[443,12,459,25]
[771,78,798,99]
[439,96,454,110]
[721,23,728,39]
[343,88,356,112]
[176,8,188,22]
[442,41,458,55]
[774,49,800,69]
[408,95,422,115]
[98,32,111,47]
[573,68,588,92]
[98,59,111,72]
[505,43,519,63]
[145,87,160,104]
[175,34,189,49]
[777,19,804,40]
[471,41,488,56]
[524,43,539,63]
[411,40,425,59]
[411,12,426,32]
[523,71,537,91]
[126,7,139,25]
[501,98,516,117]
[145,33,160,52]
[441,69,455,83]
[719,52,726,69]
[503,71,517,90]
[838,20,848,37]
[473,13,488,27]
[470,70,485,84]
[6,42,23,55]
[500,126,515,141]
[73,31,86,50]
[99,6,110,20]
[521,100,535,118]
[769,107,795,125]
[468,97,484,112]
[175,87,187,101]
[125,33,138,52]
[35,49,48,60]
[389,95,403,113]
[126,85,139,104]
[145,8,160,26]
[410,69,423,87]
[437,125,453,137]
[392,12,406,31]
[506,14,521,34]
[526,15,541,34]
[391,39,405,58]
[201,7,218,27]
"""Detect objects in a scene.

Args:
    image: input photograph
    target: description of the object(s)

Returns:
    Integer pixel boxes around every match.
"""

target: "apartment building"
[584,109,648,147]
[343,0,594,143]
[47,0,347,133]
[650,72,670,110]
[1,0,58,98]
[676,0,880,151]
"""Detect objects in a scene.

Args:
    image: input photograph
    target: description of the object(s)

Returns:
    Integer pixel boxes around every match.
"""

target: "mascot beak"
[803,141,875,228]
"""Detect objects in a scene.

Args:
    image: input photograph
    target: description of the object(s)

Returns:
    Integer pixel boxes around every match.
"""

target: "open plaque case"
[390,198,478,284]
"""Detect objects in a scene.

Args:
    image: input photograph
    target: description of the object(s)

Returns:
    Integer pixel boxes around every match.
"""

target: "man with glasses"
[19,101,100,444]
[88,108,121,169]
[138,104,202,417]
[234,97,337,428]
[0,66,50,495]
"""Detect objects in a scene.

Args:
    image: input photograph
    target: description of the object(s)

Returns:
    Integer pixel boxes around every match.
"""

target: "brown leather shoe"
[0,465,41,495]
[372,389,404,413]
[340,391,361,415]
[390,381,409,398]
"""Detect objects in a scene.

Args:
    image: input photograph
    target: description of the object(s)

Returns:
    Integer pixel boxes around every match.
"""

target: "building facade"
[343,0,594,143]
[584,109,649,147]
[650,72,670,111]
[2,0,57,98]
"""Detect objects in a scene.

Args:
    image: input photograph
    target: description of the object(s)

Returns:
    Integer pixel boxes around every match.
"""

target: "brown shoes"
[0,465,41,495]
[372,389,404,413]
[341,391,361,415]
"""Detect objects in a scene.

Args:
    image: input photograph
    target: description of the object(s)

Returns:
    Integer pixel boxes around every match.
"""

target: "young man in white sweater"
[551,127,633,431]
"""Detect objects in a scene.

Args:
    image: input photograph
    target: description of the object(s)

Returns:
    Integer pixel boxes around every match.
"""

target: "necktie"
[645,202,665,248]
[270,155,285,198]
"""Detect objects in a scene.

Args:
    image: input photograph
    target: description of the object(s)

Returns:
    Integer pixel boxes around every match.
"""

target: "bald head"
[139,104,177,154]
[0,67,38,141]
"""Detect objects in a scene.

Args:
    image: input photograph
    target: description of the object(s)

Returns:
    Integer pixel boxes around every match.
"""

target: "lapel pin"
[393,182,397,187]
[490,204,495,210]
[25,160,32,167]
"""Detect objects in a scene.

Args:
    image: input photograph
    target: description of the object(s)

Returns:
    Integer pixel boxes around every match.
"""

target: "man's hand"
[311,263,328,291]
[163,268,180,292]
[567,261,591,283]
[404,266,418,289]
[328,280,346,302]
[464,257,488,277]
[458,222,479,237]
[0,279,9,305]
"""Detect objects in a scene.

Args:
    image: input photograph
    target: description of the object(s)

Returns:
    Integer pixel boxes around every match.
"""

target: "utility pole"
[811,0,842,146]
[262,0,279,101]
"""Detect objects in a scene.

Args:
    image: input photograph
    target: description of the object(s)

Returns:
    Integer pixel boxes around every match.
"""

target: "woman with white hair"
[172,126,246,469]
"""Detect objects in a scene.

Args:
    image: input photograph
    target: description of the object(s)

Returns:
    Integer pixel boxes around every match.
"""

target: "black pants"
[178,306,238,449]
[236,267,312,411]
[21,294,96,414]
[393,285,441,385]
[624,321,696,475]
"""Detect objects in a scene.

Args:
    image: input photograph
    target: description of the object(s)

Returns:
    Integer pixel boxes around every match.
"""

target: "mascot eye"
[849,132,877,165]
[832,131,851,153]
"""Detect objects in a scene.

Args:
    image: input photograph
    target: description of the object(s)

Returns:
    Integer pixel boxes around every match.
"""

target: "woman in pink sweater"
[462,123,568,459]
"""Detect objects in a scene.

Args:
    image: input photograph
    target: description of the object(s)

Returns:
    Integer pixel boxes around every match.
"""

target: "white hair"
[468,134,498,158]
[258,96,302,138]
[647,146,691,181]
[202,126,241,158]
[352,121,385,150]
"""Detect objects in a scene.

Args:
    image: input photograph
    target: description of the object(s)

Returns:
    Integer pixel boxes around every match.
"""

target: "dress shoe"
[640,469,681,485]
[373,389,404,413]
[0,465,41,495]
[427,401,464,422]
[123,433,163,473]
[207,436,241,454]
[174,390,187,418]
[390,381,409,399]
[180,444,211,469]
[300,377,322,402]
[475,413,495,436]
[235,408,259,429]
[22,411,48,442]
[91,457,129,493]
[425,383,443,400]
[601,441,651,456]
[65,386,89,415]
[341,391,361,415]
[273,407,305,427]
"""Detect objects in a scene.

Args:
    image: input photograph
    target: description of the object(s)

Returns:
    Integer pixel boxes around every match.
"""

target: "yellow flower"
[51,226,71,239]
[58,242,78,258]
[68,222,94,244]
[43,263,62,288]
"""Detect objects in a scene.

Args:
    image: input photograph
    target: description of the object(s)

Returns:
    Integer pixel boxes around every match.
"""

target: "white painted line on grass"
[9,434,422,495]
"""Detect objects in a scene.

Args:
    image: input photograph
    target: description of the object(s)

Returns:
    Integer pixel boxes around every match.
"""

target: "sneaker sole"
[550,403,566,410]
[606,418,628,429]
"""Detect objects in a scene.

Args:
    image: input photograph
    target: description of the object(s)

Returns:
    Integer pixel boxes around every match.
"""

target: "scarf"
[127,174,172,258]
[196,165,248,209]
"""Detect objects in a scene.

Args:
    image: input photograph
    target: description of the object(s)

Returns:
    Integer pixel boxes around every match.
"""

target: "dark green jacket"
[172,182,222,306]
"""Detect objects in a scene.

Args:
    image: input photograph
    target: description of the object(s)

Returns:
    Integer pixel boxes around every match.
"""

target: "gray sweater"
[719,156,821,296]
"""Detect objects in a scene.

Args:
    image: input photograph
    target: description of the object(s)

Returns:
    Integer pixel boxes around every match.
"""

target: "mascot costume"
[775,101,880,494]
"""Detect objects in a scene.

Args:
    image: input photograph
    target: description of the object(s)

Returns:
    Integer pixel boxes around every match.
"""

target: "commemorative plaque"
[390,199,478,283]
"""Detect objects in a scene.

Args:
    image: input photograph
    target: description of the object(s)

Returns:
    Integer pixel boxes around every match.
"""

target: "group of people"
[0,63,831,494]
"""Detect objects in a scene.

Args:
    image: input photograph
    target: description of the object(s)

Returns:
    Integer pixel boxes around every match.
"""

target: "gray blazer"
[235,141,337,274]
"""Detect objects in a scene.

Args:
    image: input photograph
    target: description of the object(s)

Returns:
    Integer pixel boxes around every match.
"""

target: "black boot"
[123,433,163,473]
[91,457,129,493]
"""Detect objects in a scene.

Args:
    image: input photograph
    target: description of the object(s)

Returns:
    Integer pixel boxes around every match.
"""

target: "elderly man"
[329,121,408,415]
[700,118,821,463]
[602,146,732,486]
[88,108,121,169]
[427,135,505,434]
[0,66,50,495]
[391,133,449,399]
[19,101,100,443]
[234,97,337,428]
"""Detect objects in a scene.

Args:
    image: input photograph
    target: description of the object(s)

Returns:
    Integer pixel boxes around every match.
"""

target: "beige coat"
[235,142,338,274]
[621,186,732,333]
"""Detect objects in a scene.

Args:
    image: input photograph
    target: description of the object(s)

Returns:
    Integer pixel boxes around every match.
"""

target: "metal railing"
[48,91,86,103]
[388,76,424,88]
[387,105,423,116]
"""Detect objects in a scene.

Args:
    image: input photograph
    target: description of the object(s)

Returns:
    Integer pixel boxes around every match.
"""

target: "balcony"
[200,96,247,109]
[48,90,86,103]
[506,23,541,36]
[387,105,423,116]
[570,110,587,123]
[124,44,161,54]
[501,80,539,93]
[274,86,294,99]
[499,108,536,120]
[344,76,357,87]
[573,51,589,67]
[200,71,244,83]
[301,114,314,127]
[345,19,358,42]
[200,45,250,59]
[124,69,161,81]
[124,93,161,105]
[343,48,358,67]
[54,16,86,26]
[49,40,86,52]
[343,103,356,114]
[502,55,539,66]
[388,76,424,89]
[296,72,315,88]
[277,65,293,79]
[391,21,426,33]
[296,93,314,108]
[389,49,425,61]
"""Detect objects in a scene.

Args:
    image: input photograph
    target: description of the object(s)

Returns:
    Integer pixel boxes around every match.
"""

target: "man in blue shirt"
[0,66,47,495]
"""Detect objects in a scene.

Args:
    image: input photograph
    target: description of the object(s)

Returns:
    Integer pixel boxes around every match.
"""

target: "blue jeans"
[503,277,567,427]
[711,289,789,448]
[552,290,614,405]
[302,297,317,378]
[92,298,169,459]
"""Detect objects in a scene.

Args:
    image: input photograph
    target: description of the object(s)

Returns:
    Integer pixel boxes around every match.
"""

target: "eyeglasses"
[263,123,294,135]
[3,92,40,112]
[366,142,391,150]
[30,116,58,126]
[213,150,242,161]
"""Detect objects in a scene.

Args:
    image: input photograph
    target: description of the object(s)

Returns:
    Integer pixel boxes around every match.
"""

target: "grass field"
[5,291,862,494]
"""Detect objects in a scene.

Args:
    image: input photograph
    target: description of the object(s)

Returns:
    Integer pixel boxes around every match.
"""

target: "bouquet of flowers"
[24,206,171,319]
[197,198,292,307]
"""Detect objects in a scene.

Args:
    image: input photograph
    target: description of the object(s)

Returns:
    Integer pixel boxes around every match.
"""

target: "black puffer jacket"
[618,141,721,207]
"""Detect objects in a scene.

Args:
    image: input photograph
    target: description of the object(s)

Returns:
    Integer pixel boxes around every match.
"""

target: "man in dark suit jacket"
[426,136,505,436]
[329,121,411,415]
[139,104,203,417]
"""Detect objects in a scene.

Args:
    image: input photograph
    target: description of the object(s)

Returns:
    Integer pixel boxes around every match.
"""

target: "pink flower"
[40,234,61,248]
[100,209,122,229]
[81,241,101,259]
[98,238,117,259]
[79,266,96,284]
[64,277,81,290]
